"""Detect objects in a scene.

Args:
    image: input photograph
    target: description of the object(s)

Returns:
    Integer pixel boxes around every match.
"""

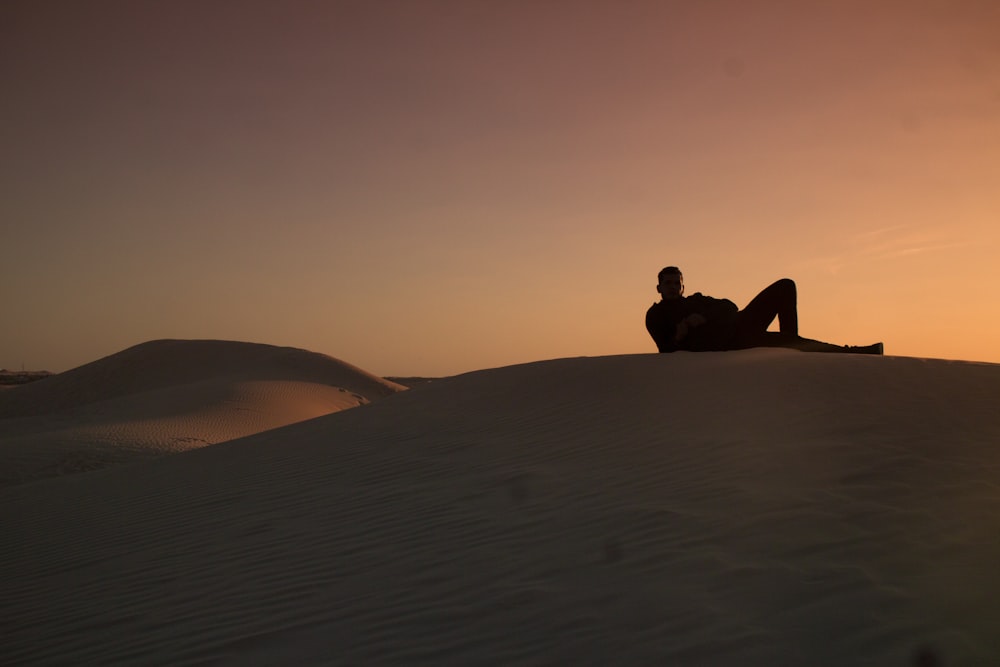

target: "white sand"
[0,340,404,485]
[3,346,1000,665]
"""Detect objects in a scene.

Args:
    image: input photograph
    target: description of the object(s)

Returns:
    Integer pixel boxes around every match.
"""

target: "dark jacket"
[645,293,739,352]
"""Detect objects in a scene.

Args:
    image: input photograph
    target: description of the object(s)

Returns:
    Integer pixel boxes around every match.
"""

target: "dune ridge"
[3,349,1000,664]
[0,340,405,485]
[0,339,403,418]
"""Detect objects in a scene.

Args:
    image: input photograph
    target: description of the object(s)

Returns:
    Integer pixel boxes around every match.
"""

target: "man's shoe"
[847,342,883,355]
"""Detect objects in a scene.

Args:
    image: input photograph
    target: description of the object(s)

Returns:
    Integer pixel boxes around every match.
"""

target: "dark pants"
[734,279,846,353]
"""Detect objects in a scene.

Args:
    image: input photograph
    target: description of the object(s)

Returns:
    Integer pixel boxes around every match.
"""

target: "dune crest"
[0,339,405,485]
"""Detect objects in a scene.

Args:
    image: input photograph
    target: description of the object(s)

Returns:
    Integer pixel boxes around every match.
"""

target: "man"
[645,266,883,354]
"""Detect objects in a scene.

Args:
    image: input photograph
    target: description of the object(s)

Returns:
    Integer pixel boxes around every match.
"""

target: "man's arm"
[673,294,739,350]
[687,294,738,325]
[673,313,706,344]
[645,304,678,353]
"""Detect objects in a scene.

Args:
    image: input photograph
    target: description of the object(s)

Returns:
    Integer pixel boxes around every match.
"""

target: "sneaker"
[847,343,883,355]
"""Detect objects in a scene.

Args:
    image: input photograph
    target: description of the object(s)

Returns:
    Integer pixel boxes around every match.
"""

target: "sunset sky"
[3,0,998,376]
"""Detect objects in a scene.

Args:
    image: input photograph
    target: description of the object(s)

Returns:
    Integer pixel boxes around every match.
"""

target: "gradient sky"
[3,0,999,376]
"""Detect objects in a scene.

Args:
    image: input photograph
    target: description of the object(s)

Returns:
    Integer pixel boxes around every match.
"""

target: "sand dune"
[0,340,404,486]
[3,349,1000,665]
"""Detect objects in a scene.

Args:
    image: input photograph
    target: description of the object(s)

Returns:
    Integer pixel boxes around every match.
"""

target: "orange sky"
[2,1,998,376]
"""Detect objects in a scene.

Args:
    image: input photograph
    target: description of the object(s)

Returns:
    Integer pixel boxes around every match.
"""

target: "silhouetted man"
[645,266,883,354]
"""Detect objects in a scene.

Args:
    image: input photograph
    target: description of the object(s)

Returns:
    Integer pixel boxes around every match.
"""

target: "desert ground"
[3,340,999,665]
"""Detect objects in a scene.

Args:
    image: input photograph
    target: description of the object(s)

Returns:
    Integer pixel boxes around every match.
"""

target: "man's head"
[657,266,684,300]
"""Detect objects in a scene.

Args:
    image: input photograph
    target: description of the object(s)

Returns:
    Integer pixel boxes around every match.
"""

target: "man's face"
[657,273,684,300]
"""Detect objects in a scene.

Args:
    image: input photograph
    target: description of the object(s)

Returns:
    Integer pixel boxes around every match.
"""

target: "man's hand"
[674,314,707,343]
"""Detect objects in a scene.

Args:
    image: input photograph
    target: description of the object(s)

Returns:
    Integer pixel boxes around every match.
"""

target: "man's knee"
[776,278,796,297]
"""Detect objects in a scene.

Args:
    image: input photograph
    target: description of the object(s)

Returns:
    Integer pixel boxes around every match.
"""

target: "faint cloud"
[853,225,908,240]
[858,226,968,261]
[793,225,970,275]
[867,242,967,260]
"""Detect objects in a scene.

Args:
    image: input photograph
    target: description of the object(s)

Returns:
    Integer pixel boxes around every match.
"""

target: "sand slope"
[0,340,404,485]
[3,349,1000,665]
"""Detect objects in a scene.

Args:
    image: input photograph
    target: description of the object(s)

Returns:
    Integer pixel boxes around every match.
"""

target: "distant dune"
[0,339,404,485]
[0,370,53,386]
[2,348,999,665]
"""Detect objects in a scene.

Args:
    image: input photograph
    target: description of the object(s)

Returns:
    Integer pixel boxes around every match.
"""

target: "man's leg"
[737,332,883,354]
[735,278,799,345]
